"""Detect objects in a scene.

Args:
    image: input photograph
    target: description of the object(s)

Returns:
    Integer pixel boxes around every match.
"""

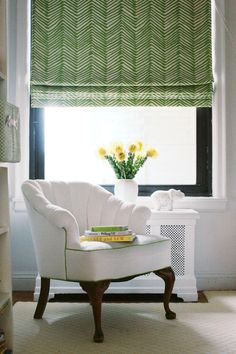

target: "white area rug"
[13,291,236,354]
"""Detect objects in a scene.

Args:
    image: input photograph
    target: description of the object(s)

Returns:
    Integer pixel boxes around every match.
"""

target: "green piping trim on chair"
[66,238,169,253]
[64,228,69,280]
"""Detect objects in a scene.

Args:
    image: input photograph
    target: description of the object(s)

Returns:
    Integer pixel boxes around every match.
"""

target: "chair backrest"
[22,180,150,234]
[22,180,151,279]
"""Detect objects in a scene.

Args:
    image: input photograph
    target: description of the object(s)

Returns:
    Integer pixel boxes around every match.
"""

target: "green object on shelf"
[0,99,21,163]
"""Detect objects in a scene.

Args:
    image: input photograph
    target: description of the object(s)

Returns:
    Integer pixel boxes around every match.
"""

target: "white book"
[84,229,133,236]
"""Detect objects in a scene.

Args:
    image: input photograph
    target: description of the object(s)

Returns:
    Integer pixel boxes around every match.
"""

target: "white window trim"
[11,0,227,212]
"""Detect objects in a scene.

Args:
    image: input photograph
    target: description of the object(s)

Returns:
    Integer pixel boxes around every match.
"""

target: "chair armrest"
[129,205,151,234]
[22,181,80,248]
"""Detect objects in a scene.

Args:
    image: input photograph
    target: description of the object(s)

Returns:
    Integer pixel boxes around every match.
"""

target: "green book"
[90,225,128,232]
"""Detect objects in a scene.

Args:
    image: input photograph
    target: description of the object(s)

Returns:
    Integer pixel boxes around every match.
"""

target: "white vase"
[114,179,138,203]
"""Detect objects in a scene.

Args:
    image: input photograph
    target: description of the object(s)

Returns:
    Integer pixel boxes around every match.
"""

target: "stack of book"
[80,225,136,243]
[0,329,7,354]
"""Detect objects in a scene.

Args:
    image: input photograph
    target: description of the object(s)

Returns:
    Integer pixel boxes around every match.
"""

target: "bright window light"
[44,107,196,184]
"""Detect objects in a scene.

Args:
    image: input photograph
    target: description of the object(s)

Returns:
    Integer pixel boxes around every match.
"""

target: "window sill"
[13,196,227,213]
[136,196,227,211]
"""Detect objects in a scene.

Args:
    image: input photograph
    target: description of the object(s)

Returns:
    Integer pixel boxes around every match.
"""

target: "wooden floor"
[12,292,34,305]
[12,291,208,304]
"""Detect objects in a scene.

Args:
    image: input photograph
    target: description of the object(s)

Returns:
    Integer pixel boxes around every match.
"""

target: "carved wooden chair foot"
[93,330,104,343]
[80,280,110,343]
[154,267,176,320]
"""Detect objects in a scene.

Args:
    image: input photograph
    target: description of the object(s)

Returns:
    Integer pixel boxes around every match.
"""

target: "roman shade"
[31,0,213,107]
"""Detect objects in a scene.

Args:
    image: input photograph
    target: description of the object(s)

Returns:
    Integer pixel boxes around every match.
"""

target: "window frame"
[29,106,212,197]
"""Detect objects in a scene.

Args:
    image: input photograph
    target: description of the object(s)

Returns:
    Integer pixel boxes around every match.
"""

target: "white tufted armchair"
[22,180,176,342]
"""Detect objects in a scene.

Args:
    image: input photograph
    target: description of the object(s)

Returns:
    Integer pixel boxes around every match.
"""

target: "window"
[10,0,225,212]
[29,0,213,197]
[30,106,212,196]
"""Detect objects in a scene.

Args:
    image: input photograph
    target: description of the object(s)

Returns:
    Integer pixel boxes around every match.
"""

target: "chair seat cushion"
[65,235,171,281]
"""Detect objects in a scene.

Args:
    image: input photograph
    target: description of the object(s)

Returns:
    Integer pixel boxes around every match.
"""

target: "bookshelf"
[0,167,13,353]
[0,0,13,352]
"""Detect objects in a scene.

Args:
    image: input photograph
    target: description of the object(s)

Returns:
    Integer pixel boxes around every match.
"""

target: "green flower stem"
[105,154,148,179]
[133,156,147,176]
[126,152,135,178]
[119,160,127,179]
[105,155,121,178]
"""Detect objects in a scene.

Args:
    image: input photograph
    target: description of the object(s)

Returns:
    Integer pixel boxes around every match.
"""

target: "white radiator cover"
[34,209,199,302]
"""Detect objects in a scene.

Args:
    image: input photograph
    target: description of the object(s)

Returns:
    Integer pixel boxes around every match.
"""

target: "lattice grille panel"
[160,225,185,276]
[146,224,185,276]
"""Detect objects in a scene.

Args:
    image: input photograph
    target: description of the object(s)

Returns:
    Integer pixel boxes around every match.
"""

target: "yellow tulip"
[98,147,107,159]
[146,148,158,158]
[136,140,143,151]
[128,143,137,153]
[116,151,126,161]
[111,142,123,154]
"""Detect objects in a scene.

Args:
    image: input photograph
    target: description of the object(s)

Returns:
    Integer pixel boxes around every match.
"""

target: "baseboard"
[12,272,236,293]
[196,273,236,290]
[12,271,37,291]
[33,274,198,301]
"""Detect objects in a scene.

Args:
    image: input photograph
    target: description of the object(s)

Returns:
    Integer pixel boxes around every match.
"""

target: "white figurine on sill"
[151,189,185,211]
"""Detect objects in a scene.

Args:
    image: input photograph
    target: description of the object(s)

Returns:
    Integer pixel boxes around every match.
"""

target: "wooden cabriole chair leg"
[34,277,50,319]
[80,280,110,343]
[154,267,176,320]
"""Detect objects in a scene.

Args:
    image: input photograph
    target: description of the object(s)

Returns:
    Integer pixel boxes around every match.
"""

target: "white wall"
[195,0,236,289]
[9,0,236,291]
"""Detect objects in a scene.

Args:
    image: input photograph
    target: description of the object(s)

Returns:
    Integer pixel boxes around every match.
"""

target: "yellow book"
[80,234,136,242]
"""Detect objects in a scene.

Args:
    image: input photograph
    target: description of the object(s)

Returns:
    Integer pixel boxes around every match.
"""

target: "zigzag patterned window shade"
[31,0,213,107]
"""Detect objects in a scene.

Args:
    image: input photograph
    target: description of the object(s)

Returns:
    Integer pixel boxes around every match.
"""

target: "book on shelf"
[80,234,136,243]
[0,329,5,343]
[0,349,10,354]
[0,342,6,350]
[84,229,132,236]
[0,329,6,354]
[0,344,7,354]
[90,225,128,232]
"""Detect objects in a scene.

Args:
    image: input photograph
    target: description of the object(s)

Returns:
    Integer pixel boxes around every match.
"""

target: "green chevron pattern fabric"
[31,0,213,107]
